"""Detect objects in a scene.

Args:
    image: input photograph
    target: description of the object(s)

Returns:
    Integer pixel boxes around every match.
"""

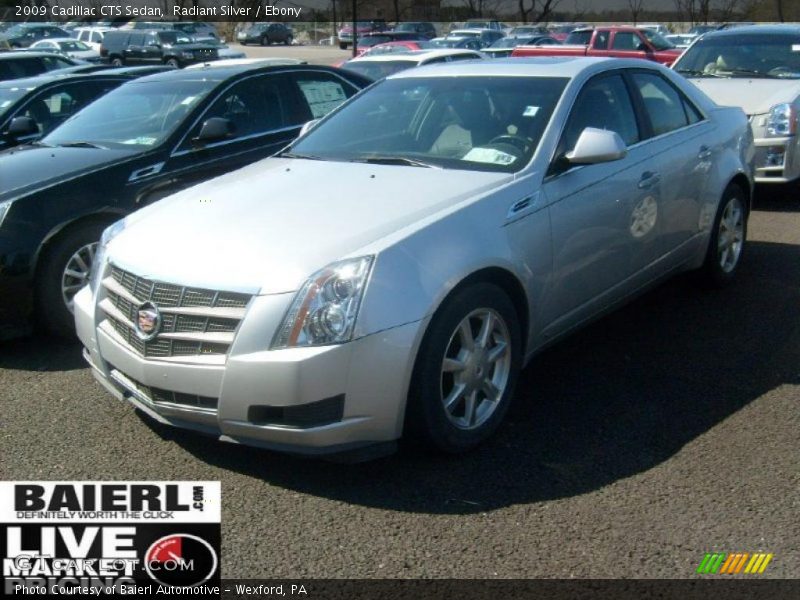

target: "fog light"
[765,147,785,167]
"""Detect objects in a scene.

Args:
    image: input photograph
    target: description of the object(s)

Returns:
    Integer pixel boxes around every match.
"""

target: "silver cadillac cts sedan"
[74,58,755,459]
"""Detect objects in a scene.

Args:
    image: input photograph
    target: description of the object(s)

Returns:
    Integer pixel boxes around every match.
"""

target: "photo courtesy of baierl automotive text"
[1,0,799,596]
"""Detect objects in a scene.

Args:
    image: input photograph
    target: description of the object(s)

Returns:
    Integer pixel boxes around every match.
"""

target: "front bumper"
[74,286,425,456]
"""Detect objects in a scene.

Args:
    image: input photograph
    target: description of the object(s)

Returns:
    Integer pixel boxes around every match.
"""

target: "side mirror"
[192,117,232,146]
[298,118,320,137]
[8,116,39,137]
[565,127,627,165]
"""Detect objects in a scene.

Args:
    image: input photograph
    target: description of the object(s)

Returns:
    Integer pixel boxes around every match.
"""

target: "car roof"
[0,51,74,60]
[0,70,130,90]
[31,38,86,44]
[350,49,481,63]
[449,29,493,35]
[133,62,349,83]
[387,56,652,79]
[701,24,800,37]
[184,58,307,70]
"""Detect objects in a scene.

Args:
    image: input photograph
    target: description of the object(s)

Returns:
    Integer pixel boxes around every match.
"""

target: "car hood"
[0,144,139,201]
[109,157,511,295]
[687,77,800,115]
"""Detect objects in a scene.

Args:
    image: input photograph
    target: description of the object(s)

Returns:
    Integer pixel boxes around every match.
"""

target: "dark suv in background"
[236,22,294,46]
[101,30,218,67]
[392,22,437,39]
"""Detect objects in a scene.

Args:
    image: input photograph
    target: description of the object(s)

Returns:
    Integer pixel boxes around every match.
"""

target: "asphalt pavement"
[1,185,798,579]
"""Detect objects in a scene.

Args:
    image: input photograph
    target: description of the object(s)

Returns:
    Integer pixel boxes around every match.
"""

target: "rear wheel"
[406,283,521,453]
[165,57,179,68]
[338,42,347,50]
[110,56,123,67]
[698,183,747,287]
[36,223,106,337]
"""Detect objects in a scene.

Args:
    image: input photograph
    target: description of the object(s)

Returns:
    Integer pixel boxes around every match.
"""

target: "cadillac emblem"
[135,301,161,341]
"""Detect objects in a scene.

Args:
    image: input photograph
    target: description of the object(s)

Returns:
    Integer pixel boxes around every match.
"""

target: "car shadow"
[0,333,85,372]
[148,239,800,514]
[753,183,800,212]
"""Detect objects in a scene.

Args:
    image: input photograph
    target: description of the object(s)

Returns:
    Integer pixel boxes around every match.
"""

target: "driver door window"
[556,74,639,170]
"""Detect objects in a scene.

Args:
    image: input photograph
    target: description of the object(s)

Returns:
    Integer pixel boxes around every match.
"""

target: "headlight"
[0,201,11,228]
[180,50,194,59]
[272,256,374,349]
[89,219,126,293]
[766,102,797,137]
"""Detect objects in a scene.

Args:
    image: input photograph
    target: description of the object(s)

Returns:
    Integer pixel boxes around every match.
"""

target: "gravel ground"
[1,187,798,579]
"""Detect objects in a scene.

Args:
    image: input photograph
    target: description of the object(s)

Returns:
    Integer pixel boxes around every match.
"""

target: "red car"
[514,27,682,65]
[337,20,387,49]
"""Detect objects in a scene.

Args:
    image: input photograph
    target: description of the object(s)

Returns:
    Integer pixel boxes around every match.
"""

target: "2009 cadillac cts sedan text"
[74,58,755,459]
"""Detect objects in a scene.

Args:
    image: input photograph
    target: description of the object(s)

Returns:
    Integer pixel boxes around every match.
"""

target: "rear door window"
[631,72,691,136]
[290,71,359,120]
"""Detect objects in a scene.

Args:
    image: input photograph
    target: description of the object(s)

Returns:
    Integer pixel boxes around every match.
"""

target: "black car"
[100,29,218,68]
[0,24,72,48]
[0,68,162,151]
[0,63,369,339]
[0,51,81,82]
[392,22,437,40]
[236,23,293,46]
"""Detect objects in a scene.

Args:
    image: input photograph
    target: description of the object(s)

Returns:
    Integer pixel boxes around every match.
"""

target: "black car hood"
[0,144,139,201]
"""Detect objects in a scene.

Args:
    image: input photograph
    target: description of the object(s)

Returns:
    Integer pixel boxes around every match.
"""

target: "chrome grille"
[110,367,218,412]
[101,265,251,360]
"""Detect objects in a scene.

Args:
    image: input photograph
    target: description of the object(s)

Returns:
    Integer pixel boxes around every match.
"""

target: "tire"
[285,35,293,46]
[405,283,522,454]
[36,223,106,337]
[698,183,747,287]
[165,57,179,68]
[339,42,347,50]
[110,56,123,67]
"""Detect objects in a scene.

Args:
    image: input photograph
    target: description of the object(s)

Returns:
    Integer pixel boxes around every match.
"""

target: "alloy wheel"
[61,242,97,313]
[717,196,744,273]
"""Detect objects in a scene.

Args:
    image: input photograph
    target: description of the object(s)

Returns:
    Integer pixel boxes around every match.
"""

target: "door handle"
[638,171,660,189]
[698,145,713,160]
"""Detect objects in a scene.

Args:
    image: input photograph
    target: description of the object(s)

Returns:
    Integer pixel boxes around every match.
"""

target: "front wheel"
[698,183,747,287]
[36,223,106,337]
[405,283,521,453]
[110,56,123,67]
[165,57,180,68]
[285,35,293,46]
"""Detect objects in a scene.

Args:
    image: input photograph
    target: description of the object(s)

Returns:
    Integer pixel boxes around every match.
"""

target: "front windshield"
[357,35,392,47]
[393,23,418,32]
[0,85,31,118]
[640,29,675,50]
[489,38,519,49]
[58,40,91,52]
[288,76,568,173]
[43,80,211,149]
[342,60,415,80]
[3,25,28,37]
[673,33,800,78]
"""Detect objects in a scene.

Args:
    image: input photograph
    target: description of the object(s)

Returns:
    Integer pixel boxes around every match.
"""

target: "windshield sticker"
[463,147,517,165]
[522,106,540,117]
[122,136,158,146]
[0,101,11,109]
[181,95,199,106]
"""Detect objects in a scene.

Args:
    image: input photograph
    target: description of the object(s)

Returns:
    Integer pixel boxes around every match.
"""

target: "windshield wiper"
[675,68,725,78]
[278,151,325,161]
[350,155,440,169]
[56,141,108,149]
[727,68,780,79]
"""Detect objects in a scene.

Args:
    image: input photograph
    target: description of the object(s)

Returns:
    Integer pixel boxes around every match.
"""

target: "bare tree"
[775,0,784,21]
[518,0,562,23]
[627,0,645,24]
